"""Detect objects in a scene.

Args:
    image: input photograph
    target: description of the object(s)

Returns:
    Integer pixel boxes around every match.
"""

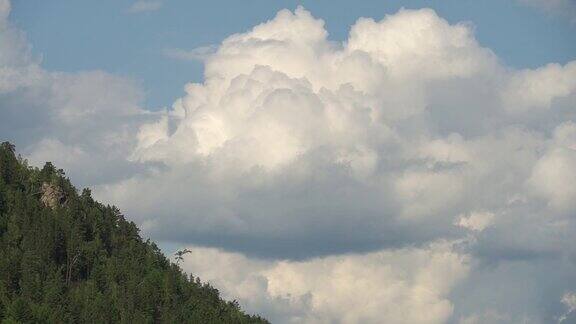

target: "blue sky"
[2,0,576,322]
[10,0,576,109]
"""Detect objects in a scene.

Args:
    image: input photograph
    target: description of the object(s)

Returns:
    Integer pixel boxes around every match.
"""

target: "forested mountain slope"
[0,142,268,323]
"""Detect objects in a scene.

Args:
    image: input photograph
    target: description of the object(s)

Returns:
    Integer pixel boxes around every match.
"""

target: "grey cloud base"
[1,1,576,323]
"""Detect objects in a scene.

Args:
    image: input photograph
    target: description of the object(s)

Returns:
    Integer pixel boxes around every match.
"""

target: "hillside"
[0,142,268,323]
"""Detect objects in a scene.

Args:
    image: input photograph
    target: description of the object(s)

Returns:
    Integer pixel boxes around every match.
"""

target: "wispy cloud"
[162,45,217,61]
[518,0,576,22]
[127,0,163,14]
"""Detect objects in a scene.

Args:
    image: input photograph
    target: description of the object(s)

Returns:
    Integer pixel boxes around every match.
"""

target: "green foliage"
[0,142,268,324]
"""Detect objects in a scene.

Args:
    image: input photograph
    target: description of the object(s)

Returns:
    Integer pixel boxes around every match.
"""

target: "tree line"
[0,142,268,323]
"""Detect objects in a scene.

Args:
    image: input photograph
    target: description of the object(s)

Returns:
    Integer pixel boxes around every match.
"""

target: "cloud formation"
[96,7,576,260]
[96,7,576,321]
[0,0,153,186]
[2,2,576,323]
[180,241,469,324]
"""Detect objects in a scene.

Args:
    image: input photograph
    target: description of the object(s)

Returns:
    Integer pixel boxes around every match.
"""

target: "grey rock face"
[40,183,66,209]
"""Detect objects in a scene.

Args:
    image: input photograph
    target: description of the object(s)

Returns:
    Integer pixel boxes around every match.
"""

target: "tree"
[175,248,192,265]
[0,142,268,323]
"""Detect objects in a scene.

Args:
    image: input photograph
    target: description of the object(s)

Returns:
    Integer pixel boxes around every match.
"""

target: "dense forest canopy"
[0,142,268,323]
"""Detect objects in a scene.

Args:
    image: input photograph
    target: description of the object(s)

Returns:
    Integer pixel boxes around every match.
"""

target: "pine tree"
[0,142,268,324]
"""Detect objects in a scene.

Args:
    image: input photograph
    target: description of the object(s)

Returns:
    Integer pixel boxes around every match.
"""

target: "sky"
[8,0,576,108]
[1,0,576,323]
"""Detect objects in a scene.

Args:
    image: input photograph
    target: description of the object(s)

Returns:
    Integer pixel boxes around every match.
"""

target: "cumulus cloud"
[180,241,469,324]
[501,62,576,113]
[528,122,576,212]
[95,7,576,321]
[95,6,576,260]
[2,2,576,322]
[113,7,574,322]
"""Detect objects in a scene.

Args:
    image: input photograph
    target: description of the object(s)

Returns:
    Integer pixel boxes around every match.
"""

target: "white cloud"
[180,241,470,324]
[102,7,575,321]
[347,9,498,80]
[528,122,576,212]
[99,7,576,259]
[127,0,163,14]
[501,62,576,112]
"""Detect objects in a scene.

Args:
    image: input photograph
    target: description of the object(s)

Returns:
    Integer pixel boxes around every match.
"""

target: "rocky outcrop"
[40,182,66,209]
